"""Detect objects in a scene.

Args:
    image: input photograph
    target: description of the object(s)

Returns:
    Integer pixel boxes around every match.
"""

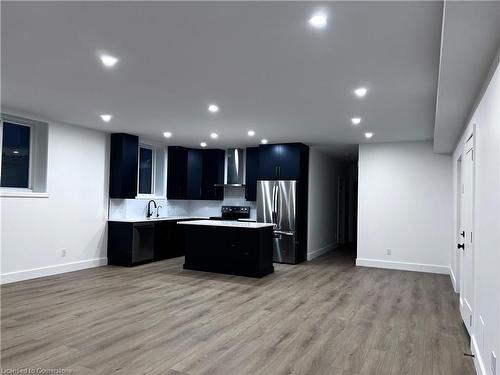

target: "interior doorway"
[459,134,475,334]
[455,156,462,292]
[336,163,358,259]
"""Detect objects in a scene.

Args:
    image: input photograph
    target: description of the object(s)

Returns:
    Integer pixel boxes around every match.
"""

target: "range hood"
[215,148,246,187]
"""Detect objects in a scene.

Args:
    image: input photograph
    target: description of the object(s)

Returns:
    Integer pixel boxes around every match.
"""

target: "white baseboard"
[307,243,338,261]
[355,258,450,275]
[1,257,108,284]
[449,266,459,293]
[471,335,487,375]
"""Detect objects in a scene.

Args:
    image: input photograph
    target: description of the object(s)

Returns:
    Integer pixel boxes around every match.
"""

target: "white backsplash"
[109,186,256,220]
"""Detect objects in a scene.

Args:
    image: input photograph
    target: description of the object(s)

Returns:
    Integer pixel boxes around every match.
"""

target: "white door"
[459,138,474,333]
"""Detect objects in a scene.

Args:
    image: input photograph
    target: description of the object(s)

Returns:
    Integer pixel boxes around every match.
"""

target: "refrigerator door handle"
[276,184,281,229]
[271,183,277,225]
[275,183,280,228]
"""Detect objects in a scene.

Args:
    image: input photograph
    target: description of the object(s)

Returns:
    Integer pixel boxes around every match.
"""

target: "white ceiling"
[2,2,445,155]
[433,1,500,154]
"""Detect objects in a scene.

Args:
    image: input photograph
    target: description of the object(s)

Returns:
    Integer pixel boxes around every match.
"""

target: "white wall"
[307,148,344,260]
[452,60,500,375]
[356,141,452,274]
[1,121,109,283]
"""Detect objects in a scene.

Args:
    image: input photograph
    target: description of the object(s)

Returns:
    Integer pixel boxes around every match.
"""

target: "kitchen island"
[178,220,275,277]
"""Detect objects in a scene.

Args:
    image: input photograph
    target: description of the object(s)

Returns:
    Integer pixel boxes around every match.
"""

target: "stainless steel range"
[209,206,251,221]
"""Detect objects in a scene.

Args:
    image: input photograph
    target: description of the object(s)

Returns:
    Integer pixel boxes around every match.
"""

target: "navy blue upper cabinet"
[201,149,225,200]
[258,144,282,180]
[245,147,259,201]
[258,143,308,180]
[186,149,203,199]
[167,147,224,200]
[109,133,139,198]
[167,146,188,199]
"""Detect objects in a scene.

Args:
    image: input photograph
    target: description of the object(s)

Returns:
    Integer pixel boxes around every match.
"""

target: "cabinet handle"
[278,166,281,177]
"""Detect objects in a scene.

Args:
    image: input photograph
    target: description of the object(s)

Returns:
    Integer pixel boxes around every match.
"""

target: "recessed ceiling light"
[354,87,368,97]
[247,130,255,137]
[200,142,207,147]
[12,150,19,154]
[351,117,362,125]
[309,13,328,29]
[163,132,172,138]
[100,114,112,122]
[208,104,219,113]
[365,132,373,139]
[100,55,119,68]
[261,139,268,144]
[210,133,218,139]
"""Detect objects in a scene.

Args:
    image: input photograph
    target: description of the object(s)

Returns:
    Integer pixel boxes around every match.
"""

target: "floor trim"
[1,257,108,284]
[355,258,450,275]
[307,243,337,261]
[471,335,486,375]
[449,266,459,293]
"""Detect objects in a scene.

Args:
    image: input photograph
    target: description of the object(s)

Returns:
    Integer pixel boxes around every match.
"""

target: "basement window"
[1,122,31,188]
[0,114,49,197]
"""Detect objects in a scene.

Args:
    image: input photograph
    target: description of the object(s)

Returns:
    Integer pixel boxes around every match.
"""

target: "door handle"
[457,243,465,250]
[271,184,277,224]
[275,185,279,226]
[460,231,465,237]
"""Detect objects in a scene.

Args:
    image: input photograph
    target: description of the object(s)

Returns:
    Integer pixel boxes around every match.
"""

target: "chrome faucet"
[147,200,157,218]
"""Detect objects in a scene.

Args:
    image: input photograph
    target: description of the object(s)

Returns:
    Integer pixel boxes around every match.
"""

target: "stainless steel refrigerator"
[256,180,298,264]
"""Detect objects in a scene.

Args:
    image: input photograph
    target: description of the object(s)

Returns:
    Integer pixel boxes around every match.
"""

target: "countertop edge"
[107,216,209,223]
[178,220,274,229]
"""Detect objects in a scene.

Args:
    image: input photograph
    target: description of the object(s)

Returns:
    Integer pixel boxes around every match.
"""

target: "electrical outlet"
[386,249,391,255]
[61,248,67,257]
[492,351,497,375]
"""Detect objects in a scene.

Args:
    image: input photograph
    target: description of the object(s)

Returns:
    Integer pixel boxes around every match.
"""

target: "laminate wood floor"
[1,251,474,375]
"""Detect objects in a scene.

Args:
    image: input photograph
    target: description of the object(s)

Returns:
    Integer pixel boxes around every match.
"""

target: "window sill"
[0,190,50,198]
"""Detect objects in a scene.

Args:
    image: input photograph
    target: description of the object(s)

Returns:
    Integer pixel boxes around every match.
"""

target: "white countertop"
[178,220,274,229]
[108,216,209,223]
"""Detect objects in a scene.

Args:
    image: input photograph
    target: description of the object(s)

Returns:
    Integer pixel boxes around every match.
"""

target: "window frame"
[136,144,156,198]
[0,119,35,191]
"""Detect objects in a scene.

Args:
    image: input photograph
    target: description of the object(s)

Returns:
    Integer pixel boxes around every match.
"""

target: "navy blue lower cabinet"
[108,219,193,266]
[108,222,155,266]
[153,220,184,260]
[182,225,274,278]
